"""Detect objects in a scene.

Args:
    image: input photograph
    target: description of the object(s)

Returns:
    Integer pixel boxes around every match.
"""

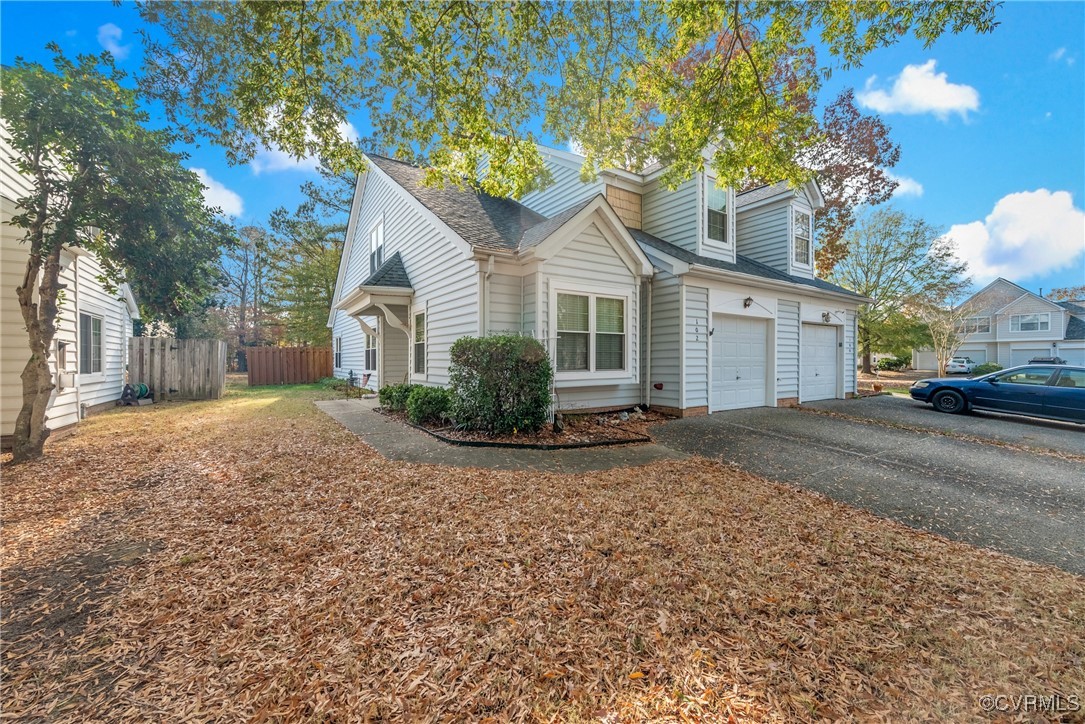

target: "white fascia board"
[522,195,653,276]
[119,282,140,319]
[685,264,870,306]
[327,171,369,327]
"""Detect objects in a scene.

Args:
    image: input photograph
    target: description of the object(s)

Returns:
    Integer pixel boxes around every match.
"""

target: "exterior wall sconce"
[743,296,753,308]
[822,311,831,323]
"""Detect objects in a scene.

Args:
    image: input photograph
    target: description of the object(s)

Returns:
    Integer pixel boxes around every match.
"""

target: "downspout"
[645,276,652,408]
[483,254,495,336]
[72,253,83,420]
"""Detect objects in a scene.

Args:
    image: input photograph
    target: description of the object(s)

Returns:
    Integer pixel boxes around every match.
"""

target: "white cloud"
[1050,47,1067,62]
[65,29,78,38]
[1049,47,1076,66]
[857,60,979,120]
[191,168,244,217]
[96,23,130,60]
[944,189,1085,284]
[887,171,924,198]
[251,119,359,175]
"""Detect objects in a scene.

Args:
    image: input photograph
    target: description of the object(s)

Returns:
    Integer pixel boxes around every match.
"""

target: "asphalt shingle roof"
[368,155,546,251]
[736,181,792,207]
[1058,301,1085,340]
[518,195,597,249]
[630,228,865,299]
[362,251,412,289]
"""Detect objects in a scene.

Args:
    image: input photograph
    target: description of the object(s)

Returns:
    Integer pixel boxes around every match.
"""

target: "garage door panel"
[711,314,767,411]
[958,348,987,364]
[1010,348,1048,367]
[801,324,839,402]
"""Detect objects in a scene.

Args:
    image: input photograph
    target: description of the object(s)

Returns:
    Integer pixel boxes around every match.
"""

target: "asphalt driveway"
[654,404,1085,575]
[809,393,1085,456]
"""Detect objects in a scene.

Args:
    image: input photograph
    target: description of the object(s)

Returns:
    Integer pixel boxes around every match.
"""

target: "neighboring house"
[328,145,867,416]
[911,277,1085,370]
[1,133,138,448]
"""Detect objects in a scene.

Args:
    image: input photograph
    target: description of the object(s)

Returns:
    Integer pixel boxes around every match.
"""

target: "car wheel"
[932,390,965,414]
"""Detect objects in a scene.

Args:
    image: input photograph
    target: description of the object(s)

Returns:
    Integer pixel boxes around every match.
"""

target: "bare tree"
[914,295,982,377]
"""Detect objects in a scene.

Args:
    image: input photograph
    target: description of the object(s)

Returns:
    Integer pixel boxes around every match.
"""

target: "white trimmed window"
[79,312,103,375]
[364,330,377,371]
[706,183,728,244]
[334,336,342,368]
[1010,313,1050,332]
[793,209,812,266]
[368,218,384,276]
[958,316,991,334]
[413,312,426,375]
[556,292,626,373]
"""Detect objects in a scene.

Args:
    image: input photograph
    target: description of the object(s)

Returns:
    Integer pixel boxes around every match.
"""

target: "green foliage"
[406,386,454,426]
[829,208,970,371]
[876,356,909,372]
[138,2,998,197]
[448,335,552,434]
[378,383,414,412]
[972,362,1003,376]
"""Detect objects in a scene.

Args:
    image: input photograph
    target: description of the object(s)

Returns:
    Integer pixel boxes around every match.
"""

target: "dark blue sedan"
[910,365,1085,424]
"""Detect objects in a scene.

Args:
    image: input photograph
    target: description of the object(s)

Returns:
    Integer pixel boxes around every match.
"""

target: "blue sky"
[3,1,1083,295]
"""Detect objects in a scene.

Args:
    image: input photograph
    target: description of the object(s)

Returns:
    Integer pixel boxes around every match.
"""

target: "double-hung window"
[793,209,812,266]
[1010,313,1049,332]
[79,312,102,375]
[958,316,991,334]
[556,292,626,373]
[706,183,728,244]
[364,330,378,371]
[368,219,384,276]
[413,313,426,375]
[334,336,342,368]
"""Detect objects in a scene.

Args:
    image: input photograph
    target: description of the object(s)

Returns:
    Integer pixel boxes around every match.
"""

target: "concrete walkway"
[316,398,687,472]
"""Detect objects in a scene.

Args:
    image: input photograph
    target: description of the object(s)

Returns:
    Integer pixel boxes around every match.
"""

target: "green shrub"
[449,334,553,434]
[877,356,909,371]
[406,385,453,426]
[378,382,414,412]
[972,362,1003,376]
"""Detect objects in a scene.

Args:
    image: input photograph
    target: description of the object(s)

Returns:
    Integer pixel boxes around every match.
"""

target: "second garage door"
[1010,348,1049,367]
[801,324,839,402]
[711,314,768,411]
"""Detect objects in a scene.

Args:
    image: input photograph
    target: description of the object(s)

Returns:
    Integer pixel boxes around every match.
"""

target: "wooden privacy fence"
[247,347,332,386]
[128,338,228,401]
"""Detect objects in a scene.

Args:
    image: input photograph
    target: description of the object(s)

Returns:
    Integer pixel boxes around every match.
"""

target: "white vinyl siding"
[684,286,710,409]
[330,309,372,381]
[542,223,641,410]
[333,168,479,387]
[845,310,857,395]
[648,274,682,409]
[642,175,700,252]
[735,199,790,273]
[776,300,800,399]
[486,272,523,334]
[519,154,604,218]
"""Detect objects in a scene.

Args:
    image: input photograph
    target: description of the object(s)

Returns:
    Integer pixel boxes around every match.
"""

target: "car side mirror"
[986,378,999,385]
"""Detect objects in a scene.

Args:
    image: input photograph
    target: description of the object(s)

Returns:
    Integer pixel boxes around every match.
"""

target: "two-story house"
[328,145,867,416]
[913,278,1085,369]
[1,130,139,448]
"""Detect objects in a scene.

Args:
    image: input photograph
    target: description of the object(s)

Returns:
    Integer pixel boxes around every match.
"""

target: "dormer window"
[369,218,384,275]
[707,184,728,244]
[793,209,811,266]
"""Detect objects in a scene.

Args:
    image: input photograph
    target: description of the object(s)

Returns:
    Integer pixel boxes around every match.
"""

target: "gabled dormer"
[735,179,825,279]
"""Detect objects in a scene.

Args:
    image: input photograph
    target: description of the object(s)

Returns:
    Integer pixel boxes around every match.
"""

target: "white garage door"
[913,350,937,371]
[802,324,839,402]
[711,315,767,411]
[1060,346,1085,365]
[1010,348,1049,367]
[958,348,987,364]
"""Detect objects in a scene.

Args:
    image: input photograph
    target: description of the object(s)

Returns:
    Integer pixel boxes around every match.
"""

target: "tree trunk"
[12,242,62,463]
[862,350,873,375]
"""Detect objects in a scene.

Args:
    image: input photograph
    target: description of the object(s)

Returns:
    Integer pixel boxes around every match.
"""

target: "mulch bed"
[3,384,1083,722]
[380,407,669,448]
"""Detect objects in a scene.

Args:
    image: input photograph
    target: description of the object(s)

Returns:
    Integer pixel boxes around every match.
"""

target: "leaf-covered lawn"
[3,383,1083,722]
